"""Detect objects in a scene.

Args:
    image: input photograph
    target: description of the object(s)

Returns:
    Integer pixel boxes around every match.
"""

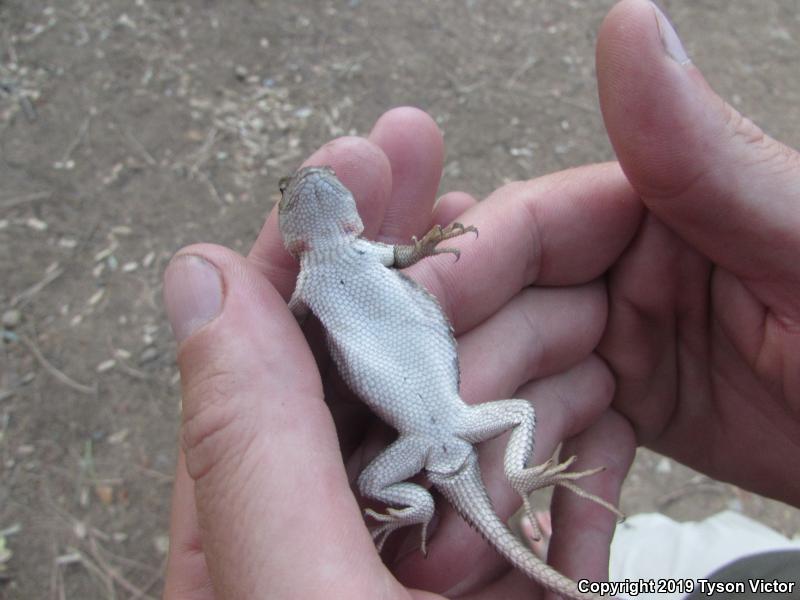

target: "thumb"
[597,0,800,316]
[163,246,392,597]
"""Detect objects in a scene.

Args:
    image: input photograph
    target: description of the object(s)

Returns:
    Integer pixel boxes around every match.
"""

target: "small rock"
[108,429,129,444]
[96,359,116,373]
[73,521,87,539]
[2,309,21,329]
[26,217,48,231]
[16,444,34,456]
[95,484,114,506]
[111,225,132,236]
[88,289,105,306]
[139,347,159,365]
[234,65,248,81]
[153,534,170,555]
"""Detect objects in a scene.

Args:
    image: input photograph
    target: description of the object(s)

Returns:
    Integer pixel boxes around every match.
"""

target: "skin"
[162,1,800,598]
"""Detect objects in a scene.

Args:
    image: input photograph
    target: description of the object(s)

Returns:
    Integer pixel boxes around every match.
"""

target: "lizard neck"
[299,236,359,265]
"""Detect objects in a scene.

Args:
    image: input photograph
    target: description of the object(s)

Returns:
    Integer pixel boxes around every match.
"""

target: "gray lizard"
[278,165,619,600]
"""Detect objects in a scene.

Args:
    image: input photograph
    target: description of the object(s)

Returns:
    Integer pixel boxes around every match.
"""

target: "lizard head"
[278,166,364,258]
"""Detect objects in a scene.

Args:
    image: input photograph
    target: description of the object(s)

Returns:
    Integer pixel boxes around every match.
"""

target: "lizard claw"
[365,507,430,556]
[452,222,479,239]
[511,455,625,525]
[412,223,478,262]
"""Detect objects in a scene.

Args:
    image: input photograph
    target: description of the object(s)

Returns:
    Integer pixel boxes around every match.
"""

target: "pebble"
[153,534,170,555]
[88,289,105,306]
[139,346,159,365]
[96,359,116,373]
[2,309,21,328]
[26,217,48,231]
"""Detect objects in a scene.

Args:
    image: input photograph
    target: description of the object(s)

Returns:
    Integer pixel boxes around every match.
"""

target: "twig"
[94,545,160,576]
[656,478,727,509]
[10,265,64,307]
[197,170,222,204]
[121,127,157,166]
[0,190,52,211]
[507,54,538,88]
[557,95,598,114]
[74,549,116,599]
[3,27,18,65]
[188,126,217,172]
[0,523,21,537]
[134,465,173,484]
[50,544,70,600]
[174,126,223,204]
[19,335,98,395]
[127,564,164,600]
[19,94,37,121]
[117,361,152,381]
[87,537,157,600]
[60,116,92,163]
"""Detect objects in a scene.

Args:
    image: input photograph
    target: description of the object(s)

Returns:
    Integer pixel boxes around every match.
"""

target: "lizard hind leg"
[455,399,623,538]
[357,436,435,555]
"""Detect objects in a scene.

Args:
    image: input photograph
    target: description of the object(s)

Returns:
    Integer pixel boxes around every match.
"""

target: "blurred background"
[1,1,798,597]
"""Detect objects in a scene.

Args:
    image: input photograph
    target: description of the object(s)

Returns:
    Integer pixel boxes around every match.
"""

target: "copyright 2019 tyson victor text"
[578,578,797,597]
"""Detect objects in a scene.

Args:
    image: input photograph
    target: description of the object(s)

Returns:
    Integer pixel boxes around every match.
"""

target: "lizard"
[278,165,620,600]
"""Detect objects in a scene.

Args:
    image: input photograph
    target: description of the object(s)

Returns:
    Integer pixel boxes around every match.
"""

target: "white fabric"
[608,511,800,600]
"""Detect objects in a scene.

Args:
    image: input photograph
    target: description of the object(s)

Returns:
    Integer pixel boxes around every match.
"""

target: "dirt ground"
[1,1,799,598]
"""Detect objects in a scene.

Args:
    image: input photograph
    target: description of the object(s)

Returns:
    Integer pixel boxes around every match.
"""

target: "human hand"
[161,107,643,598]
[596,0,800,506]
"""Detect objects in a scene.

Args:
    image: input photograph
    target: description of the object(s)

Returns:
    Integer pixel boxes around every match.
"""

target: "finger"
[247,136,392,298]
[394,356,616,593]
[432,191,478,226]
[599,214,711,443]
[406,162,642,334]
[368,106,445,241]
[163,449,214,600]
[597,0,800,318]
[548,410,634,591]
[163,245,397,596]
[458,282,607,407]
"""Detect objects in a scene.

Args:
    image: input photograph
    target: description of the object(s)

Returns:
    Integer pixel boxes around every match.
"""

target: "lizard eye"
[278,175,291,194]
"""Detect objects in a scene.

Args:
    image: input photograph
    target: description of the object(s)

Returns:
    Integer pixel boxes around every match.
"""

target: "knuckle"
[180,367,258,482]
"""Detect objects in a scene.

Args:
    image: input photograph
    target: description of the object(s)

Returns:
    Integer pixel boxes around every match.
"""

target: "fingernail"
[651,2,691,66]
[164,254,223,343]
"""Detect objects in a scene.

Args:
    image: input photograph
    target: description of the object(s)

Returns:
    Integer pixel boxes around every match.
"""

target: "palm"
[600,212,800,506]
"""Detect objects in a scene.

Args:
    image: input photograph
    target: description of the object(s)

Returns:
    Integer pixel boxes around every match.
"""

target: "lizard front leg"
[393,222,478,268]
[456,399,623,538]
[357,436,434,554]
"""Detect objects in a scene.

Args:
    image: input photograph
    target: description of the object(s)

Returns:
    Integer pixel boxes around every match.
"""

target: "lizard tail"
[431,453,604,600]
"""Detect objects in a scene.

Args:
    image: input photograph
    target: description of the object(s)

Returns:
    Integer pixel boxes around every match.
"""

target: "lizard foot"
[511,455,624,539]
[365,507,430,555]
[411,222,479,262]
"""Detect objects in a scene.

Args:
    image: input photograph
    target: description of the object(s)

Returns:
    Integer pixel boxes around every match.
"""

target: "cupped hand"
[161,105,641,600]
[596,0,800,506]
